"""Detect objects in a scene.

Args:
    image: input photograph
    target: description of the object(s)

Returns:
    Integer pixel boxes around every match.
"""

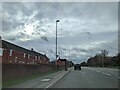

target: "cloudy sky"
[1,2,118,63]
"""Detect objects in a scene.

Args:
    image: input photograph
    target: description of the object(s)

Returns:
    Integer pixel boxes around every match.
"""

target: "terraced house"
[0,39,50,65]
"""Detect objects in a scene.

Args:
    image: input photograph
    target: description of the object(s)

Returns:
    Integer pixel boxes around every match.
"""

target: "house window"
[35,56,37,60]
[15,57,17,62]
[28,54,30,58]
[10,50,13,56]
[24,53,26,58]
[0,48,3,56]
[40,56,43,60]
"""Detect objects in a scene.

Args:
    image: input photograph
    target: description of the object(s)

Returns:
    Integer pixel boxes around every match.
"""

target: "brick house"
[57,58,74,67]
[0,40,50,65]
[57,58,66,67]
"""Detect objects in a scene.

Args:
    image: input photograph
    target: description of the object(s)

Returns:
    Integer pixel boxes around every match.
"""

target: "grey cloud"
[33,2,117,21]
[2,2,118,63]
[2,17,22,32]
[41,36,49,42]
[2,2,36,33]
[2,2,34,17]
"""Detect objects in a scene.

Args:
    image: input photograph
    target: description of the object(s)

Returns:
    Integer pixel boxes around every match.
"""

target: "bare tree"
[101,50,108,67]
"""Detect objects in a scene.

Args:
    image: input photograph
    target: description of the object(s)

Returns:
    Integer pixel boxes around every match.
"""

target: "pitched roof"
[2,40,43,56]
[58,58,67,61]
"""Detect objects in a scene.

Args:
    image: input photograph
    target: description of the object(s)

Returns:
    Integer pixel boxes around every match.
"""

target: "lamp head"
[56,20,60,22]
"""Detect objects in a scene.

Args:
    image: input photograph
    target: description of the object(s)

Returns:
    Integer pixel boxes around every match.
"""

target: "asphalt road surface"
[51,67,119,88]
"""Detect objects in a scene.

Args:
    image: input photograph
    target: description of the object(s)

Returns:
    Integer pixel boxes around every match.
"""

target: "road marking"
[45,71,68,89]
[41,79,51,82]
[109,69,118,71]
[102,72,111,76]
[100,70,103,71]
[96,71,100,72]
[82,71,85,74]
[103,68,118,71]
[118,77,120,79]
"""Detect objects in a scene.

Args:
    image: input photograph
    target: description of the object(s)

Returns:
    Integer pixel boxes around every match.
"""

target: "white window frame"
[0,48,3,56]
[10,49,13,56]
[35,56,37,60]
[15,57,17,62]
[38,56,40,60]
[24,53,26,58]
[28,54,30,58]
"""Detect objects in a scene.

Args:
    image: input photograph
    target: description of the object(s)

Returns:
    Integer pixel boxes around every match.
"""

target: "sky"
[1,2,118,64]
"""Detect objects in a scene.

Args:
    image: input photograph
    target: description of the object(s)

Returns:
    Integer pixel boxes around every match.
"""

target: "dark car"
[74,64,81,70]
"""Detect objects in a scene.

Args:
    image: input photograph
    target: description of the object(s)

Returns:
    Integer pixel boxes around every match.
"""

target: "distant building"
[57,58,66,67]
[0,40,50,65]
[86,54,119,67]
[57,58,74,67]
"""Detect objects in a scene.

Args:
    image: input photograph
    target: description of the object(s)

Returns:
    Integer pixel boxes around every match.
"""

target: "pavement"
[51,67,119,88]
[8,67,72,88]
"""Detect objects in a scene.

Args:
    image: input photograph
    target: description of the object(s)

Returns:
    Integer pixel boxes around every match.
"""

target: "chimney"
[31,48,33,51]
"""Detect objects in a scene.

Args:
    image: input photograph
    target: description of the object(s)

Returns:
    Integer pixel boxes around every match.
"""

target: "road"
[7,67,119,89]
[8,69,69,88]
[50,67,119,88]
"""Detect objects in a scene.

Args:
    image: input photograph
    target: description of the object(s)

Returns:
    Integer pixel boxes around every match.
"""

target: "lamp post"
[56,20,60,67]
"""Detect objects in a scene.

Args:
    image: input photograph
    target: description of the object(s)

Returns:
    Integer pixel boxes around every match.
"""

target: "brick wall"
[2,63,56,81]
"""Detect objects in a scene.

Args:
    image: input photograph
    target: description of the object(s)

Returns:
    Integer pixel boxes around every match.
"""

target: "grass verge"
[3,68,63,88]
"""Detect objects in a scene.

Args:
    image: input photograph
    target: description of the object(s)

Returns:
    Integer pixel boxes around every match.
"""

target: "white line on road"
[41,79,51,82]
[102,72,111,76]
[82,71,85,74]
[45,71,68,89]
[102,68,118,71]
[96,71,100,72]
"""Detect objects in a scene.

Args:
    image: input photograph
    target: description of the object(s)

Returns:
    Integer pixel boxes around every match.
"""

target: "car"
[74,64,81,70]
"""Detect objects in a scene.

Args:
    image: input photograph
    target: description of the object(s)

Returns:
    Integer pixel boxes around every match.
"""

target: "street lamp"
[56,20,60,67]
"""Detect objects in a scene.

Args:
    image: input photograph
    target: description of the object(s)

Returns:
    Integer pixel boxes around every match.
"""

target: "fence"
[2,63,56,81]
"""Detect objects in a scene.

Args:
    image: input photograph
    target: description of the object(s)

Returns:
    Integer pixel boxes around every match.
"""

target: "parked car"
[74,64,81,70]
